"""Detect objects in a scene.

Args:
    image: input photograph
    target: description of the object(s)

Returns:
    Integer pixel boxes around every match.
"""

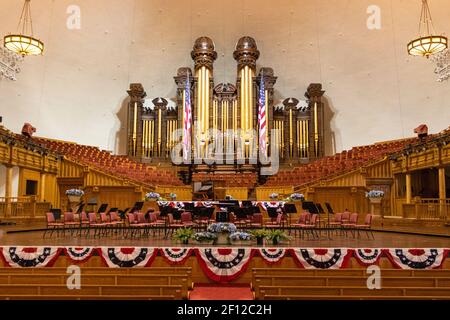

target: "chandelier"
[407,0,447,58]
[3,0,44,56]
[0,46,23,81]
[430,49,450,81]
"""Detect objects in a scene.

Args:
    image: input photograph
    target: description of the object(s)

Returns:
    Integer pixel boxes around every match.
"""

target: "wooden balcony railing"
[399,198,449,222]
[0,197,51,219]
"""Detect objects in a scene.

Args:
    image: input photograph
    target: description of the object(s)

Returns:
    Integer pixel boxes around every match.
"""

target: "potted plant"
[145,192,160,201]
[225,195,234,200]
[207,223,237,245]
[269,193,279,200]
[250,229,268,246]
[65,189,84,203]
[366,190,384,203]
[229,232,253,246]
[170,193,177,201]
[173,228,194,245]
[265,229,291,245]
[193,231,218,244]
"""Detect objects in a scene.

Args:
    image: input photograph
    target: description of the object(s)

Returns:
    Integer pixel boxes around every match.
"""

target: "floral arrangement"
[290,193,305,201]
[145,192,160,200]
[65,189,84,196]
[193,232,218,242]
[269,193,279,200]
[207,222,237,233]
[225,195,234,200]
[229,232,253,241]
[169,193,177,200]
[366,190,384,198]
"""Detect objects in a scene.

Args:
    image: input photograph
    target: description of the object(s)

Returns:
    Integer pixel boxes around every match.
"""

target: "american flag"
[183,74,192,162]
[258,73,267,157]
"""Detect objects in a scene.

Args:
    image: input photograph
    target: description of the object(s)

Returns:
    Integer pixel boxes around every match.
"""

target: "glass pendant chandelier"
[3,0,44,56]
[407,0,447,58]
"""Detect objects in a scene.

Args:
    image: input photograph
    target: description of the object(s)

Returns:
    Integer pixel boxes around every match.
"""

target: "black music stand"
[97,203,108,214]
[284,203,297,227]
[325,202,334,214]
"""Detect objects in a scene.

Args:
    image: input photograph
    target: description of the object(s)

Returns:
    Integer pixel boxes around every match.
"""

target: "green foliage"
[172,228,195,241]
[265,229,291,241]
[250,229,269,238]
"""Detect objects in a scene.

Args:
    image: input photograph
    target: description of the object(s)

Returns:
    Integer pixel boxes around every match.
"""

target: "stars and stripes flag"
[258,73,267,157]
[183,74,192,162]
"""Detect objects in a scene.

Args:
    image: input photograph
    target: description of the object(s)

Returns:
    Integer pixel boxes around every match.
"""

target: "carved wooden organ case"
[127,36,326,168]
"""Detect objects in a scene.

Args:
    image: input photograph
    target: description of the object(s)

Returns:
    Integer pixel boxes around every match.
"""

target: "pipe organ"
[127,36,326,171]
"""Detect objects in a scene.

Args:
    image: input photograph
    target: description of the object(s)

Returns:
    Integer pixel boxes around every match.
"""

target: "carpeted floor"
[189,284,254,300]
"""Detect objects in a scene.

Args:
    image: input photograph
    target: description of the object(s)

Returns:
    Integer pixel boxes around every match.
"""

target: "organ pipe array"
[127,37,326,168]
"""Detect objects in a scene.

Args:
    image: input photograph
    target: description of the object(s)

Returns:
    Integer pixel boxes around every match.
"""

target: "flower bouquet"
[290,193,304,201]
[145,192,160,201]
[269,193,279,200]
[193,232,217,243]
[65,189,84,202]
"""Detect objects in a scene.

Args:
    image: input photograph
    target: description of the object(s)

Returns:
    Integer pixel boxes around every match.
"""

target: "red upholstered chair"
[297,213,320,239]
[341,213,359,237]
[63,212,79,236]
[250,213,263,228]
[181,212,195,228]
[43,212,64,238]
[88,212,106,238]
[167,213,184,236]
[291,212,310,237]
[355,214,375,239]
[265,213,283,229]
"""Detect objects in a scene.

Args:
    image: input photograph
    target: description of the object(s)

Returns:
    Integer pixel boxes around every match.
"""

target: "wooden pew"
[252,268,450,300]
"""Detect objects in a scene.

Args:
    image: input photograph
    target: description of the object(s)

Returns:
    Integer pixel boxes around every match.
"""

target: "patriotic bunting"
[386,248,448,270]
[353,248,384,266]
[195,248,253,282]
[64,247,96,263]
[99,247,157,268]
[291,248,351,269]
[0,246,447,281]
[0,246,61,268]
[258,248,286,264]
[161,248,193,264]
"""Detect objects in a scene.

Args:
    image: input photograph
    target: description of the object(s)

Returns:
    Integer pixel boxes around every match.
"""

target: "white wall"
[0,0,449,154]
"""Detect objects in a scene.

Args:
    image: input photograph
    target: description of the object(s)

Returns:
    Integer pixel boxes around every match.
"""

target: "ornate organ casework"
[126,36,326,168]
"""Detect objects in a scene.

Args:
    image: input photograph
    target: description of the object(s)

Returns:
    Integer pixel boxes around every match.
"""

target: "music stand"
[325,202,334,214]
[119,208,130,220]
[97,203,108,214]
[50,208,62,221]
[134,201,144,212]
[284,203,297,227]
[267,207,278,222]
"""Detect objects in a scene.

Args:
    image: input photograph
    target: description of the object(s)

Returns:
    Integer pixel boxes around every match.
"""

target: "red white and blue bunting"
[195,248,254,282]
[0,247,448,281]
[64,247,96,263]
[160,248,193,264]
[0,246,61,268]
[258,248,286,264]
[99,247,157,268]
[291,248,351,269]
[353,248,384,266]
[386,248,448,270]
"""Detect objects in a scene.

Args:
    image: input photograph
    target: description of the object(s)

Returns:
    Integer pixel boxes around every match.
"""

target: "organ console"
[126,36,327,180]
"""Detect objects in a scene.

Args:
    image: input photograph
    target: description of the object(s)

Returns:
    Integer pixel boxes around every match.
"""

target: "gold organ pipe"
[158,108,162,157]
[151,120,154,156]
[133,102,137,156]
[289,109,293,157]
[314,102,318,157]
[182,90,185,131]
[306,120,309,157]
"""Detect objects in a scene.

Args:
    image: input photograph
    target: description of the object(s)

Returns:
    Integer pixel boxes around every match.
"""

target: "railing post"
[31,196,37,219]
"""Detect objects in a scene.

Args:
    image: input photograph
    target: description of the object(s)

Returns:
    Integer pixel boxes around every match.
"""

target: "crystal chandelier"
[430,49,450,81]
[407,0,447,58]
[0,46,23,81]
[3,0,44,56]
